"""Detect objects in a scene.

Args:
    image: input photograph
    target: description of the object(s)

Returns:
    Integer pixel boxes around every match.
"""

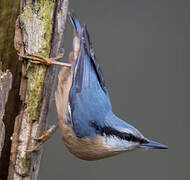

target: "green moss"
[21,154,32,168]
[25,0,33,5]
[19,6,33,22]
[26,64,46,121]
[20,1,56,121]
[39,0,55,57]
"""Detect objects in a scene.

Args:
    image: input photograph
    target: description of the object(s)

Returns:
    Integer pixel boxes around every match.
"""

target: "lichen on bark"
[19,1,55,121]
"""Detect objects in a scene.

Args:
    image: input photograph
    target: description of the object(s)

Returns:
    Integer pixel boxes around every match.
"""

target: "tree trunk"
[0,0,69,179]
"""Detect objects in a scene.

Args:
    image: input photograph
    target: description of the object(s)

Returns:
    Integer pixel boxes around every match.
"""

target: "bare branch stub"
[0,64,12,159]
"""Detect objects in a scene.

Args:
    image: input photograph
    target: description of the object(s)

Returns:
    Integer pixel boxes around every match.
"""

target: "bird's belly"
[59,123,120,161]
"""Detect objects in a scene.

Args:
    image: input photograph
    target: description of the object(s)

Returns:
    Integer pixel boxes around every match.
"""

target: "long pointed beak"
[140,140,168,149]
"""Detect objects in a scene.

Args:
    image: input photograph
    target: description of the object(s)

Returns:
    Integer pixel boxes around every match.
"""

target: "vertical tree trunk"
[0,0,69,179]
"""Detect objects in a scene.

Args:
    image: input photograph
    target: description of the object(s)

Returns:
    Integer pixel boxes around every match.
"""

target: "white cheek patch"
[73,36,80,60]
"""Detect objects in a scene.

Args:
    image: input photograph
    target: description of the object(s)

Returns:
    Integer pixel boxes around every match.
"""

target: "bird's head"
[96,112,168,153]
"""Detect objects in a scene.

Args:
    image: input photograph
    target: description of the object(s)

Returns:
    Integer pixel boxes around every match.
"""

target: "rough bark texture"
[0,64,12,159]
[7,0,69,180]
[0,0,21,179]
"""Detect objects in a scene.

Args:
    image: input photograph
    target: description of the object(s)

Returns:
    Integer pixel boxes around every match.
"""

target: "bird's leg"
[26,124,58,152]
[18,53,72,67]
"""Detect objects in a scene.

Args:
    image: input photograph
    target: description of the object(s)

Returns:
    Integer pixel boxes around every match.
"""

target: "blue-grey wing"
[69,15,112,138]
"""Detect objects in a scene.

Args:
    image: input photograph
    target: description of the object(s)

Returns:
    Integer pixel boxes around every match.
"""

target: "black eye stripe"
[91,122,148,144]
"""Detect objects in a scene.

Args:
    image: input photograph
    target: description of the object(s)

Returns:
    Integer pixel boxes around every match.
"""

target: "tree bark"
[0,0,69,179]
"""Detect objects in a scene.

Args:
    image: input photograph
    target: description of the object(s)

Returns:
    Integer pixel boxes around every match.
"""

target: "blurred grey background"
[40,0,189,179]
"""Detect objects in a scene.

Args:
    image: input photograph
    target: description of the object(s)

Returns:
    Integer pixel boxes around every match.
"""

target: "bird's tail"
[68,12,109,96]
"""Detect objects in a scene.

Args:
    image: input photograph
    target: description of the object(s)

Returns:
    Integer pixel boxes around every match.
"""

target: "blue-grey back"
[69,29,112,138]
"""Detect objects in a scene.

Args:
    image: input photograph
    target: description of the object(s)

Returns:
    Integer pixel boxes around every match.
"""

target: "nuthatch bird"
[54,12,168,161]
[19,12,167,159]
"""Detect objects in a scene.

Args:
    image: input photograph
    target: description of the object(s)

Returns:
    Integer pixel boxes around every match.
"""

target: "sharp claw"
[25,125,58,153]
[17,52,71,67]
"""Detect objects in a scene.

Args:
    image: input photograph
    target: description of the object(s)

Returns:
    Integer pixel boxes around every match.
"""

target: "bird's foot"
[18,53,72,67]
[26,124,58,152]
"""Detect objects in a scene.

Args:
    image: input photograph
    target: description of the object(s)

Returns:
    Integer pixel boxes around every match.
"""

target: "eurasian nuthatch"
[55,12,168,161]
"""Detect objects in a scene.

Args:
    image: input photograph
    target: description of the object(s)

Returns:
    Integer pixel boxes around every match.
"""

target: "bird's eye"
[127,134,133,141]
